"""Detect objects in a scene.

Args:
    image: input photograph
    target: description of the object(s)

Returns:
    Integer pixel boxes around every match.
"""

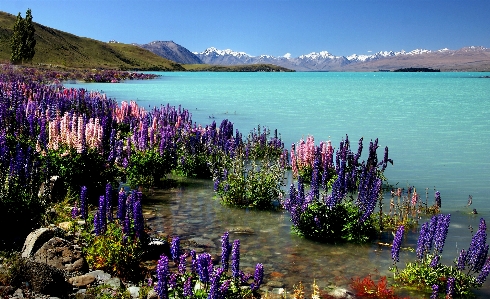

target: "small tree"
[24,9,36,63]
[10,13,24,64]
[10,9,36,64]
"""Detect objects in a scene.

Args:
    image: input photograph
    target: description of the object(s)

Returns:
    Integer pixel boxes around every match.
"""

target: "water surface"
[67,72,490,296]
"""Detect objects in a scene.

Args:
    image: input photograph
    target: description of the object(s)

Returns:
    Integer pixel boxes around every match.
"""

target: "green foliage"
[214,150,286,209]
[395,255,479,298]
[126,148,174,189]
[293,201,376,243]
[82,217,144,280]
[175,130,212,179]
[46,147,119,199]
[10,13,23,64]
[9,9,35,64]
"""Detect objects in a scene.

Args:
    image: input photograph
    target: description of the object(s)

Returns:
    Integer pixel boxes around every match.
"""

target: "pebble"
[86,269,111,282]
[127,286,141,298]
[68,274,96,287]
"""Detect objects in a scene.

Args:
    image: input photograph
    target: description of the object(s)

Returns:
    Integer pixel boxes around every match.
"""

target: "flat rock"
[33,237,88,273]
[68,274,96,287]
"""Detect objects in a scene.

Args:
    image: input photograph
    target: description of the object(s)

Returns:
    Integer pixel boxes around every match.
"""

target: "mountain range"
[138,41,490,72]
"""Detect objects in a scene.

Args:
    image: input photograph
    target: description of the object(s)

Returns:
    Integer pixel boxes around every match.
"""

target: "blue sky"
[3,0,490,57]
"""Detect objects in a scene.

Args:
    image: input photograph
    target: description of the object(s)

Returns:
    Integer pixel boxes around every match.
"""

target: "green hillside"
[0,11,184,71]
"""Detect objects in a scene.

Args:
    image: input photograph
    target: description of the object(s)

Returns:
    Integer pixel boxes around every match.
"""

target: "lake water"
[66,72,490,297]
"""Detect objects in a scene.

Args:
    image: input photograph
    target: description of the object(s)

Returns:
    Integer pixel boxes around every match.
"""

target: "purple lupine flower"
[416,222,429,260]
[314,216,321,228]
[183,276,193,297]
[435,191,442,208]
[240,271,253,284]
[427,215,438,252]
[476,258,490,285]
[434,214,450,254]
[117,189,126,220]
[190,250,197,273]
[221,232,231,272]
[155,254,169,299]
[231,239,240,278]
[197,253,211,283]
[178,253,187,274]
[105,183,113,222]
[168,273,178,290]
[391,225,404,264]
[430,284,439,299]
[466,218,489,272]
[218,280,231,299]
[250,263,264,291]
[457,249,467,270]
[213,177,220,191]
[446,276,455,298]
[123,214,130,236]
[71,202,79,219]
[80,186,88,220]
[429,255,440,268]
[133,192,144,238]
[96,195,106,235]
[208,268,224,299]
[171,236,181,261]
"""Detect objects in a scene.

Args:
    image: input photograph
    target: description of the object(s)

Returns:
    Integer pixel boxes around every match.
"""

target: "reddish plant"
[351,275,410,299]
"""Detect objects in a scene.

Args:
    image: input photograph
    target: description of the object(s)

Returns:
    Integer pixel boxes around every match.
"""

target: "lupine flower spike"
[391,225,404,265]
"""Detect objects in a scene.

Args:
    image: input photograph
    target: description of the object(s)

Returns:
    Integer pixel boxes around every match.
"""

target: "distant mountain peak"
[137,41,202,64]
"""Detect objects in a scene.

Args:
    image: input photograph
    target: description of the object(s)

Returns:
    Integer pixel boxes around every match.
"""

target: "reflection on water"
[143,177,490,298]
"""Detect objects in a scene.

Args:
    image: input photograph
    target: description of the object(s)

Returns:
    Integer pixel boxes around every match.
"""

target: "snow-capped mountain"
[194,47,490,71]
[193,47,455,71]
[140,42,490,71]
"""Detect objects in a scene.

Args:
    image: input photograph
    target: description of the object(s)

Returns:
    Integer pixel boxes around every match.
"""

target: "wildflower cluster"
[393,214,490,297]
[212,124,287,209]
[76,184,146,279]
[283,135,392,243]
[153,232,264,299]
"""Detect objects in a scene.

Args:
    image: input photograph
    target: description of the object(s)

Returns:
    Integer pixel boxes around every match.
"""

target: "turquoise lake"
[66,72,490,297]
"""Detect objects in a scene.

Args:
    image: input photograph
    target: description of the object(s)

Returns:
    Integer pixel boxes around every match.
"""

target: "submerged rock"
[228,226,255,235]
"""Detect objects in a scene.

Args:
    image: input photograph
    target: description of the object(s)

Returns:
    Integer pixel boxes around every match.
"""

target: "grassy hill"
[0,11,184,71]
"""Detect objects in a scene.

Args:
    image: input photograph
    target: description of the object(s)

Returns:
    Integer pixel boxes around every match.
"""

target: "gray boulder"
[21,228,55,258]
[33,237,88,273]
[9,258,70,298]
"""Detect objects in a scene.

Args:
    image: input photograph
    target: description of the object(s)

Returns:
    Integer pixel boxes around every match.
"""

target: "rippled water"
[67,72,490,297]
[139,176,490,297]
